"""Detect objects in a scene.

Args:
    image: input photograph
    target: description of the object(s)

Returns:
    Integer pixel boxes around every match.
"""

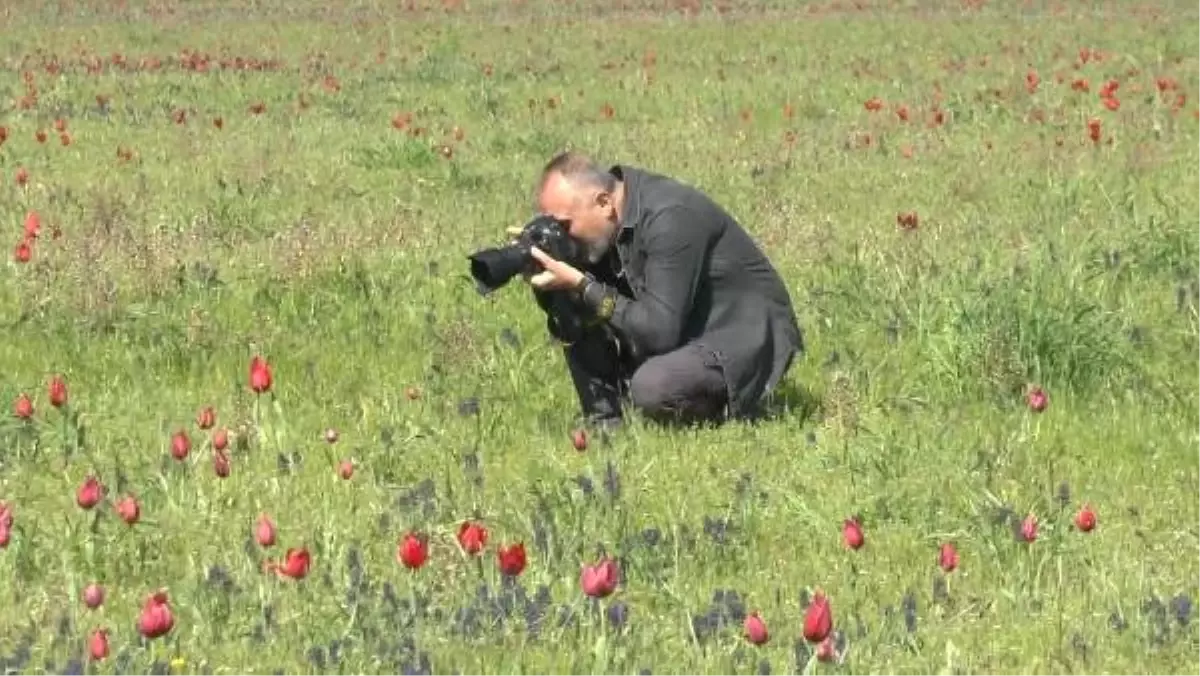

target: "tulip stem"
[60,404,70,464]
[592,599,610,673]
[409,579,419,626]
[252,395,261,451]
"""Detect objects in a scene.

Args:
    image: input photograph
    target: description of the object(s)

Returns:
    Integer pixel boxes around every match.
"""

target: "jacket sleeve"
[579,206,709,357]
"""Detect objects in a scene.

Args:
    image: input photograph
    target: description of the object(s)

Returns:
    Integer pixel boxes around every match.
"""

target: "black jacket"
[577,165,803,418]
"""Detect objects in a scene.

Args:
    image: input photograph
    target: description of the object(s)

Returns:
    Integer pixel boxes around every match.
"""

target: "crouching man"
[522,151,803,429]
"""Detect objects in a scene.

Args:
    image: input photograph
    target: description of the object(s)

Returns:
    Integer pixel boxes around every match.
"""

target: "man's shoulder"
[621,165,719,225]
[624,166,700,202]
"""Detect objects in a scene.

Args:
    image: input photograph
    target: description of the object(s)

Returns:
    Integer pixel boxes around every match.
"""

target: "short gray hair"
[538,150,617,197]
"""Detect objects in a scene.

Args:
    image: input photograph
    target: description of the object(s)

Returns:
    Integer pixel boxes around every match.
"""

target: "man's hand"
[527,247,586,292]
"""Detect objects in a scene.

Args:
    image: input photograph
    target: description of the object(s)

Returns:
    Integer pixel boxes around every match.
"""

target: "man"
[520,150,803,429]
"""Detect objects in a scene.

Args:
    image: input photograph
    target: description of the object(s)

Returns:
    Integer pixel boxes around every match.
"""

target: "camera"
[468,214,584,293]
[468,214,590,343]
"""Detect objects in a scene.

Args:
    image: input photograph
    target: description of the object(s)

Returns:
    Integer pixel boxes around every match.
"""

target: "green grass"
[1,0,1198,673]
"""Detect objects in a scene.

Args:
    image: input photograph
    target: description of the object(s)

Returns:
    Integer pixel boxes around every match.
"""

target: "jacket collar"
[610,164,643,244]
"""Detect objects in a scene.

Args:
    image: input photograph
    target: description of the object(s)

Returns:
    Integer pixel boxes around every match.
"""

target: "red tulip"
[13,240,31,263]
[83,583,105,609]
[896,211,919,230]
[76,475,103,510]
[497,542,527,576]
[398,532,428,569]
[842,518,864,550]
[88,629,109,661]
[580,557,619,598]
[803,591,832,643]
[170,430,191,461]
[269,547,311,579]
[1026,386,1048,412]
[0,501,11,547]
[48,375,68,408]
[136,591,174,639]
[938,542,959,572]
[24,210,40,239]
[338,459,354,479]
[1020,514,1038,542]
[213,449,231,478]
[1075,504,1097,532]
[571,428,588,451]
[212,427,229,451]
[457,521,488,556]
[249,355,273,394]
[255,514,276,547]
[115,496,139,525]
[196,406,216,430]
[743,611,769,645]
[13,393,33,419]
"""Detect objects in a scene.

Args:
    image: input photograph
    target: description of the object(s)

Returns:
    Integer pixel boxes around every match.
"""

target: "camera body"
[517,214,583,276]
[468,214,590,343]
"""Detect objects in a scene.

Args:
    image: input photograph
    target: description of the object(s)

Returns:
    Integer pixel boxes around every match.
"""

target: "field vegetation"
[1,0,1198,673]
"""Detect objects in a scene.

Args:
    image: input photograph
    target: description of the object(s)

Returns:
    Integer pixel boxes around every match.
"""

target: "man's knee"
[628,364,673,414]
[628,347,727,422]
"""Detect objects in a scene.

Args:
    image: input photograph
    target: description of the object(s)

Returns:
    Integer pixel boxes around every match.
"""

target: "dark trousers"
[563,326,729,426]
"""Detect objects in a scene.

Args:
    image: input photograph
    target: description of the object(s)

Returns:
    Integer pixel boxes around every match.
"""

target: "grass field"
[2,0,1199,673]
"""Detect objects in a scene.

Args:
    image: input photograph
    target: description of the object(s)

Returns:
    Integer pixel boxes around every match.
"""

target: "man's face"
[537,172,619,263]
